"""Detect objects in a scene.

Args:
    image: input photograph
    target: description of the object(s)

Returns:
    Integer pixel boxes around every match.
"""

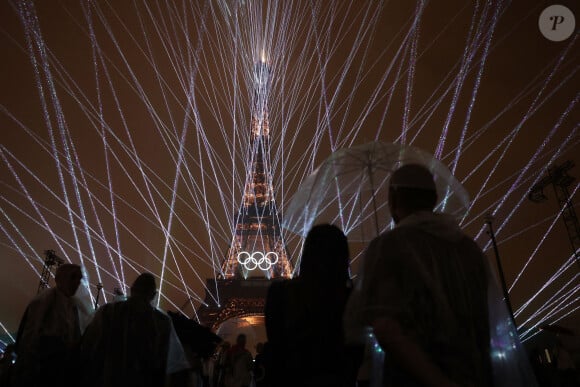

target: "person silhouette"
[265,224,357,387]
[224,333,253,387]
[12,263,86,387]
[345,164,537,386]
[80,272,190,387]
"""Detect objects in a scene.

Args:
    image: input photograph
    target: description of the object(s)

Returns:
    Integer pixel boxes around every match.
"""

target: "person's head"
[299,224,350,285]
[236,333,247,348]
[55,263,82,297]
[130,272,157,302]
[388,164,437,224]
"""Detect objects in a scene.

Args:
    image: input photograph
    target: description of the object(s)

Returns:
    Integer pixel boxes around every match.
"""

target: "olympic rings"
[237,251,279,271]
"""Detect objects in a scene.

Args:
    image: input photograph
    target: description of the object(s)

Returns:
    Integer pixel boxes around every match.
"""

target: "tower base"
[197,278,276,331]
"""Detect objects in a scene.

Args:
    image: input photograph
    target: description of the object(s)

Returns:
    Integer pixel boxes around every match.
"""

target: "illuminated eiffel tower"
[221,60,292,280]
[197,58,292,331]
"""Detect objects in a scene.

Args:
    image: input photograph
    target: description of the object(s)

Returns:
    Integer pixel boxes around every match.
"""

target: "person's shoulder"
[26,288,57,308]
[387,222,425,237]
[152,307,172,323]
[457,235,487,260]
[146,308,172,336]
[460,234,484,250]
[241,348,253,359]
[152,306,169,316]
[368,228,406,249]
[94,300,125,319]
[100,301,121,313]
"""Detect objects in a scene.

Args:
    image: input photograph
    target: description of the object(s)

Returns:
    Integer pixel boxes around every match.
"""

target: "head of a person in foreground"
[299,223,350,287]
[130,272,157,303]
[55,263,83,297]
[388,164,438,224]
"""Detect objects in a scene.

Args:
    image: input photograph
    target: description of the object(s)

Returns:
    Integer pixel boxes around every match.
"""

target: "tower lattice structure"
[529,160,580,267]
[221,60,292,279]
[37,250,64,294]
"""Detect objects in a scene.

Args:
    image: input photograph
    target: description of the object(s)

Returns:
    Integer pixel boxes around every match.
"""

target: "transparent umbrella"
[282,141,469,241]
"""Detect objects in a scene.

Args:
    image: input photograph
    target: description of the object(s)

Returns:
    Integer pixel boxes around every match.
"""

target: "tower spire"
[221,59,292,279]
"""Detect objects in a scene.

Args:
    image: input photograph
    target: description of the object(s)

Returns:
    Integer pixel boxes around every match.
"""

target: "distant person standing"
[80,272,190,387]
[12,263,86,387]
[215,341,231,387]
[224,334,253,387]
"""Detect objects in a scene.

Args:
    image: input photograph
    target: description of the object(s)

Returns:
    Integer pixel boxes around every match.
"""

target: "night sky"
[1,0,578,340]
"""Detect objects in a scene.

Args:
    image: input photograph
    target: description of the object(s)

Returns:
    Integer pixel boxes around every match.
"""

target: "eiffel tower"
[197,59,292,331]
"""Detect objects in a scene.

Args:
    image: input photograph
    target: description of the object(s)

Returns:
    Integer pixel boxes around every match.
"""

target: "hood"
[397,211,465,242]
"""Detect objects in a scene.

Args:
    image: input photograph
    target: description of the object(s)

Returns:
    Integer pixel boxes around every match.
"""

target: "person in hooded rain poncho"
[344,164,538,387]
[80,272,190,387]
[11,263,93,387]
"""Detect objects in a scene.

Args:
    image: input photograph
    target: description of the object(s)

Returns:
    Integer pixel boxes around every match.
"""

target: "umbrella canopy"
[282,141,469,241]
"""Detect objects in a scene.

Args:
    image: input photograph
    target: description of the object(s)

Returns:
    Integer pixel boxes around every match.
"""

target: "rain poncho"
[12,270,94,387]
[224,342,253,387]
[344,211,537,386]
[16,288,82,355]
[80,297,189,387]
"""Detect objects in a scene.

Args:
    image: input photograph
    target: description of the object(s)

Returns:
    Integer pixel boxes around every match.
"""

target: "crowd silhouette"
[1,164,577,387]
